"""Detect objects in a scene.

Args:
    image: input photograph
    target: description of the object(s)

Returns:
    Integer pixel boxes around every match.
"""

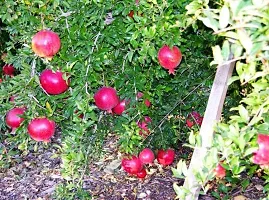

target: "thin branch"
[152,73,215,133]
[214,24,260,34]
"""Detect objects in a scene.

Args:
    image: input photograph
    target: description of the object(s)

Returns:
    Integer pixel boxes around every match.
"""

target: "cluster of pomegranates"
[4,30,65,142]
[121,148,175,179]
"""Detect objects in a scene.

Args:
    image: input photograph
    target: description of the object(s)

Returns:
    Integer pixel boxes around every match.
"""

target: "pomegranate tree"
[2,64,15,76]
[27,117,55,142]
[94,87,119,112]
[32,30,61,59]
[5,107,26,131]
[40,69,69,95]
[139,148,155,164]
[157,149,175,166]
[158,45,182,75]
[214,163,226,178]
[121,156,143,174]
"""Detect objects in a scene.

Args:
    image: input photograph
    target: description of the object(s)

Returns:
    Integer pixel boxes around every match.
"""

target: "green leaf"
[237,29,253,54]
[219,5,230,29]
[212,45,223,64]
[244,147,258,157]
[238,105,249,122]
[222,40,230,61]
[198,16,219,32]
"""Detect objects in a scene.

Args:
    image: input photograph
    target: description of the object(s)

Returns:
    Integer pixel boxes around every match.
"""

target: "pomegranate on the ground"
[121,156,143,174]
[6,107,26,129]
[136,168,147,179]
[27,118,55,142]
[94,87,119,112]
[139,148,155,164]
[157,149,175,166]
[3,64,15,76]
[158,45,182,75]
[32,30,61,59]
[40,69,69,95]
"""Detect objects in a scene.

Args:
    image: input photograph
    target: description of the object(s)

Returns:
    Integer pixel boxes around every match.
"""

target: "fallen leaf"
[234,195,247,200]
[255,184,263,191]
[104,159,121,174]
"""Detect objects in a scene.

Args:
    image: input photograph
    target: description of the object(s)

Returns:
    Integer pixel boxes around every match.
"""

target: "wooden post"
[183,60,235,200]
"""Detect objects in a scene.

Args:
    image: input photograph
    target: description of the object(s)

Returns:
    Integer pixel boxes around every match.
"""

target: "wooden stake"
[183,60,235,200]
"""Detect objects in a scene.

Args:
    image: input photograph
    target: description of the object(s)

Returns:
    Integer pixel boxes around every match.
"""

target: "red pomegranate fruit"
[136,168,147,179]
[136,91,144,99]
[94,87,119,112]
[112,99,129,115]
[144,99,151,107]
[139,148,155,164]
[6,107,26,129]
[121,156,143,174]
[253,134,269,166]
[3,64,15,76]
[137,116,152,137]
[32,30,61,59]
[186,111,203,128]
[27,118,55,142]
[40,69,69,95]
[157,149,175,166]
[214,163,226,178]
[158,45,182,75]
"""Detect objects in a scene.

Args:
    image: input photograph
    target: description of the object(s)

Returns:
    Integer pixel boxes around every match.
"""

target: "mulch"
[0,132,267,200]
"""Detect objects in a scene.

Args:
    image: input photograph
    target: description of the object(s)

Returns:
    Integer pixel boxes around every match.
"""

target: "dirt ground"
[0,133,267,200]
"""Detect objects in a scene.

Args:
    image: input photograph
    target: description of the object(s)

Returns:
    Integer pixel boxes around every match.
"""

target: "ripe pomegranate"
[214,163,226,178]
[27,118,55,142]
[121,156,143,174]
[40,69,69,95]
[9,95,17,103]
[94,87,119,112]
[32,30,61,59]
[3,64,15,76]
[253,134,269,166]
[186,111,203,128]
[6,107,26,130]
[144,99,151,107]
[137,116,152,137]
[139,148,155,164]
[158,45,182,75]
[0,78,2,83]
[157,149,175,166]
[136,91,144,99]
[136,168,147,179]
[112,99,129,115]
